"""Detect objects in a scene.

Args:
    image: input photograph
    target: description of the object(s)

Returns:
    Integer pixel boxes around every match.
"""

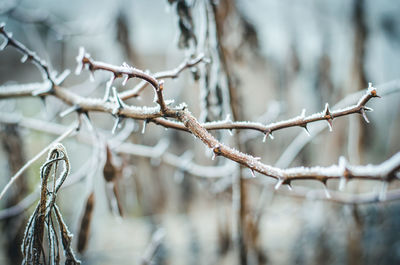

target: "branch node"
[368,82,381,98]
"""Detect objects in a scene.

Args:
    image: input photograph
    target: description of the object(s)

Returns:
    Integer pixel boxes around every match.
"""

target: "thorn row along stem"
[0,27,397,187]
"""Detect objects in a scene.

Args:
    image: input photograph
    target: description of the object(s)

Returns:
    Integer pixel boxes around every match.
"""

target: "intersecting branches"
[0,25,399,195]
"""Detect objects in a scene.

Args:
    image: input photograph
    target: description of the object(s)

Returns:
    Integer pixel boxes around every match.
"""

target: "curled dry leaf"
[103,145,118,182]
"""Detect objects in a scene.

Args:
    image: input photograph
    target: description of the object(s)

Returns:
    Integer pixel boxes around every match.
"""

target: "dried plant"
[0,1,399,264]
[21,143,80,265]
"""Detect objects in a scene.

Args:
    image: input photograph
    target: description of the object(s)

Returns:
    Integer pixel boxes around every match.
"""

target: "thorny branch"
[0,22,54,86]
[0,24,399,200]
[119,53,207,100]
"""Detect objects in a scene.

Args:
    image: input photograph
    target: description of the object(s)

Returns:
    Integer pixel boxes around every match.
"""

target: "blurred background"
[0,0,400,264]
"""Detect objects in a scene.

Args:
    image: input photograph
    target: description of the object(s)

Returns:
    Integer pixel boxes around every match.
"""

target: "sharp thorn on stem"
[327,119,333,132]
[302,125,310,136]
[360,108,370,123]
[338,177,346,191]
[141,120,147,134]
[111,116,123,134]
[379,181,388,201]
[275,178,283,190]
[60,105,80,118]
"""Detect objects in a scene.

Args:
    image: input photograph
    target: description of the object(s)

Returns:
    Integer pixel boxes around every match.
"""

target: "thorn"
[379,181,388,201]
[323,185,331,199]
[0,39,9,51]
[89,70,95,82]
[112,86,124,112]
[141,120,147,134]
[302,125,310,136]
[287,183,293,191]
[368,82,381,98]
[363,106,373,112]
[326,119,333,132]
[75,47,86,75]
[54,69,71,85]
[39,96,46,107]
[262,132,268,143]
[263,130,274,142]
[338,177,346,191]
[324,103,331,117]
[122,74,130,86]
[20,54,28,63]
[250,169,256,178]
[211,152,216,161]
[338,156,347,168]
[228,129,233,136]
[122,62,131,69]
[360,108,370,123]
[300,108,306,118]
[158,80,164,91]
[274,178,283,190]
[60,105,80,118]
[104,74,115,101]
[269,133,274,140]
[111,116,123,134]
[81,112,93,131]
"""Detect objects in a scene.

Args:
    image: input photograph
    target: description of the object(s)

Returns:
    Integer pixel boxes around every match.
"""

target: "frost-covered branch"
[75,47,169,113]
[0,23,54,85]
[119,53,207,100]
[149,85,378,139]
[0,25,398,193]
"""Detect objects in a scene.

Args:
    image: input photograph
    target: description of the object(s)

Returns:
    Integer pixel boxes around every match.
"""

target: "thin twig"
[0,23,54,84]
[119,53,207,100]
[0,122,78,201]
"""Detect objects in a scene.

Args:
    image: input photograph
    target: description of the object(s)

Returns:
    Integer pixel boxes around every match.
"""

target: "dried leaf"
[77,192,95,253]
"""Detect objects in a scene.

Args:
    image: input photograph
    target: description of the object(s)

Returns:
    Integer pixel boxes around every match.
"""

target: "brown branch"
[0,23,54,85]
[119,53,207,100]
[75,47,168,113]
[149,86,378,138]
[175,108,400,184]
[0,28,397,188]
